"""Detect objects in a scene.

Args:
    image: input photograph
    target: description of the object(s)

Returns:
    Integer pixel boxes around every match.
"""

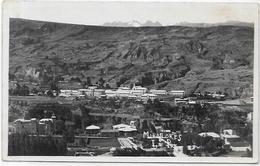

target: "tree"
[86,77,92,86]
[31,88,39,94]
[98,77,105,88]
[141,120,149,132]
[46,90,54,97]
[70,77,81,83]
[105,83,111,89]
[63,125,75,143]
[8,133,67,156]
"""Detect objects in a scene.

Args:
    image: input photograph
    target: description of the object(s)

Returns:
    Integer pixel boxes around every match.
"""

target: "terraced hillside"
[9,18,254,98]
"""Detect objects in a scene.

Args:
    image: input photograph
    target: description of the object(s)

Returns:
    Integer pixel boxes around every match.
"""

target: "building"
[141,93,157,102]
[220,129,241,148]
[247,112,253,121]
[131,85,147,96]
[12,114,56,135]
[112,124,137,137]
[93,89,105,98]
[85,89,95,96]
[105,89,117,98]
[38,118,54,135]
[59,89,83,98]
[88,86,98,90]
[113,124,132,130]
[8,124,16,134]
[212,93,225,100]
[149,89,167,96]
[174,98,189,105]
[116,87,131,98]
[169,90,185,98]
[78,89,89,95]
[13,118,37,134]
[85,125,101,136]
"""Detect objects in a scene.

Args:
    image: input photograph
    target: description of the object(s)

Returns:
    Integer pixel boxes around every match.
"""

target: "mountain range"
[9,18,254,98]
[103,20,162,27]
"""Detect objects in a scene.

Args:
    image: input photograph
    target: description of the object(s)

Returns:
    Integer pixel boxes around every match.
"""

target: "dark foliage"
[8,133,67,156]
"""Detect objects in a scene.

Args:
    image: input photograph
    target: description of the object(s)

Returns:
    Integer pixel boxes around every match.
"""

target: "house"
[85,125,101,136]
[169,90,185,98]
[149,89,167,96]
[118,127,137,137]
[112,123,137,137]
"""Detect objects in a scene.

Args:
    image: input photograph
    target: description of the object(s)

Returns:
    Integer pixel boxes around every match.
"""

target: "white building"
[247,112,253,121]
[141,93,157,102]
[93,89,105,98]
[116,87,131,98]
[78,89,89,95]
[169,90,185,98]
[174,98,189,104]
[150,89,167,95]
[85,89,95,96]
[59,90,73,97]
[88,86,98,90]
[131,85,147,96]
[105,89,117,98]
[59,89,83,97]
[83,86,99,97]
[212,93,225,99]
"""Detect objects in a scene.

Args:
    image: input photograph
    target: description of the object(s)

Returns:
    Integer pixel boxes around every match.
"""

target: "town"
[8,80,253,157]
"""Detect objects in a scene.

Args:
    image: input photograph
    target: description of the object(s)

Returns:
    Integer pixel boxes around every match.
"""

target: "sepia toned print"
[2,1,259,163]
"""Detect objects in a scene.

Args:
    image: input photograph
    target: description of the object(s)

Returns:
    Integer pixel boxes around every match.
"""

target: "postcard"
[1,0,259,163]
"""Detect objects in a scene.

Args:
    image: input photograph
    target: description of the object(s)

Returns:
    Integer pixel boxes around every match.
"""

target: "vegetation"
[8,133,67,156]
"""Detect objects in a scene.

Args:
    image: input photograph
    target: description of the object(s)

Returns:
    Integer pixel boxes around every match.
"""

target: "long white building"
[131,85,147,96]
[150,89,167,95]
[169,90,185,98]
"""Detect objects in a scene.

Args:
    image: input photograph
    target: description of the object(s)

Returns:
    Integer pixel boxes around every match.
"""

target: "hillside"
[9,18,254,98]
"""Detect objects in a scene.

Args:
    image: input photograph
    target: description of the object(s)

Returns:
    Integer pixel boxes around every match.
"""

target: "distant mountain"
[177,21,254,27]
[9,18,254,98]
[103,20,162,27]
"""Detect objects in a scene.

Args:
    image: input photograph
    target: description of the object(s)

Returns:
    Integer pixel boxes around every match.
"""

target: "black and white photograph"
[1,0,259,163]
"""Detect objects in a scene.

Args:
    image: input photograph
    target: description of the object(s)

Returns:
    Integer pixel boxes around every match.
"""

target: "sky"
[3,1,258,26]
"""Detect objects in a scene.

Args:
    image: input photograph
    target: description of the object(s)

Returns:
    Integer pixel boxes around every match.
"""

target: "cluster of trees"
[9,84,30,96]
[182,133,224,156]
[191,91,226,100]
[8,133,67,156]
[9,104,25,122]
